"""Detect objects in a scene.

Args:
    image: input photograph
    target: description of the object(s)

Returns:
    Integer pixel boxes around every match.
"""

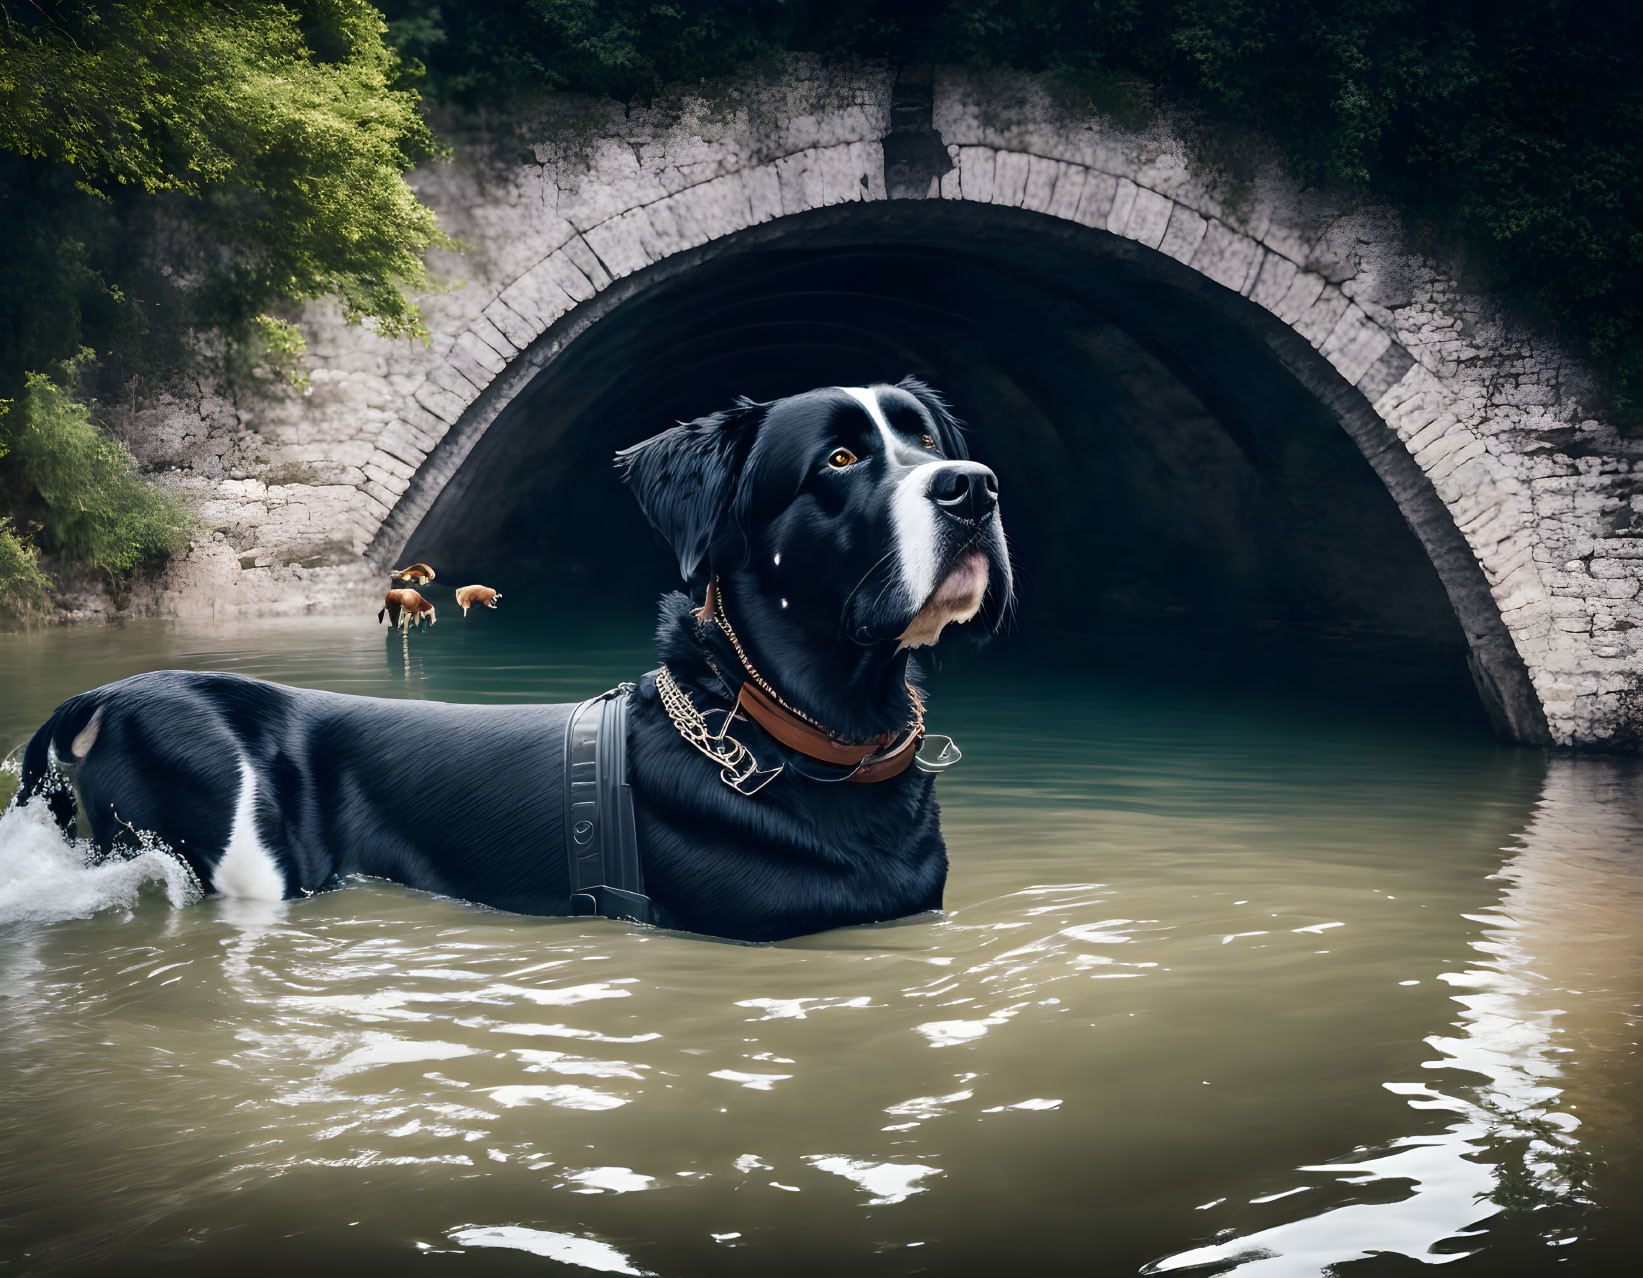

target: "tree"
[0,0,454,618]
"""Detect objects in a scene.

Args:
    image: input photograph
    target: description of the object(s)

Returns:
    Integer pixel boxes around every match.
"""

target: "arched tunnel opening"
[397,202,1496,731]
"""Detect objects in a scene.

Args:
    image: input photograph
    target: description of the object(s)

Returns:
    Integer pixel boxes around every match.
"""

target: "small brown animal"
[455,585,502,616]
[379,588,436,630]
[390,562,436,585]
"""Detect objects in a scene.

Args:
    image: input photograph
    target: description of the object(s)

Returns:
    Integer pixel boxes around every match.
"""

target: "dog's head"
[617,379,1011,652]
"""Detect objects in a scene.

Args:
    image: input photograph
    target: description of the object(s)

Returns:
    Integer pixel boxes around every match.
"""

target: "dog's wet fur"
[13,380,1011,941]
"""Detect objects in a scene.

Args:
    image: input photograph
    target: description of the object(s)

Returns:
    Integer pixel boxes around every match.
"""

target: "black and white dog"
[12,380,1011,942]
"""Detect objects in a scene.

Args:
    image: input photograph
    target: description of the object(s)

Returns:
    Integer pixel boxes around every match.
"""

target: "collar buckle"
[913,734,962,773]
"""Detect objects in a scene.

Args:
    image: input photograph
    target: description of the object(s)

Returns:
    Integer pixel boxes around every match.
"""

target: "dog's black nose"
[930,464,999,523]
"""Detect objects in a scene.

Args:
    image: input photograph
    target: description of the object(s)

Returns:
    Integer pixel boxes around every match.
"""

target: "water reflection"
[446,1225,650,1273]
[1145,756,1643,1275]
[385,624,428,686]
[2,617,1641,1274]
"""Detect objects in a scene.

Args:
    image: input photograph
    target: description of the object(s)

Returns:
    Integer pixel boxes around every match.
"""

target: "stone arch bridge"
[134,60,1643,749]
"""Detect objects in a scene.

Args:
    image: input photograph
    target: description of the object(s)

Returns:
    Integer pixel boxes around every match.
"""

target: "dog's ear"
[895,377,970,460]
[615,398,765,582]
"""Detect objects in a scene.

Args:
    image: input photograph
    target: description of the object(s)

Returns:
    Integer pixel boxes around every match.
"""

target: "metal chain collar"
[654,664,782,795]
[711,579,922,744]
[711,584,829,731]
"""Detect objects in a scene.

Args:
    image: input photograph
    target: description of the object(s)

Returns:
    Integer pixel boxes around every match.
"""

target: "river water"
[0,613,1639,1276]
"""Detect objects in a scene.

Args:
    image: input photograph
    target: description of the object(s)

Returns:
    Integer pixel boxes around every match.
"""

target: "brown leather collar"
[735,680,923,783]
[696,581,923,783]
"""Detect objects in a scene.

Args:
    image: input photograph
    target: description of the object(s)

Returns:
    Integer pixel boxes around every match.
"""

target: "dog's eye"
[922,434,938,451]
[827,448,858,469]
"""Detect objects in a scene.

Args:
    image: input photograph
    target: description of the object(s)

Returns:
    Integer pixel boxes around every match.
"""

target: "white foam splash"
[0,793,202,925]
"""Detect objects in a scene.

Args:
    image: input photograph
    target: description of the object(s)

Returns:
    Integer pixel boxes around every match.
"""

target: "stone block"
[1106,178,1138,234]
[542,248,603,304]
[1158,205,1208,264]
[1246,253,1298,309]
[854,140,889,201]
[363,464,408,497]
[427,363,482,409]
[1045,162,1087,221]
[499,261,576,332]
[482,299,539,351]
[956,146,996,204]
[744,164,783,223]
[1072,170,1119,228]
[1295,284,1351,346]
[643,192,696,257]
[463,315,512,366]
[1356,343,1416,403]
[453,330,507,378]
[813,141,877,207]
[991,150,1030,207]
[1319,306,1393,386]
[444,342,496,395]
[1191,221,1260,292]
[583,207,653,279]
[768,149,814,215]
[375,421,429,469]
[359,483,394,518]
[1120,189,1173,249]
[1022,154,1060,213]
[560,234,613,292]
[409,381,460,427]
[365,449,414,483]
[1271,271,1327,326]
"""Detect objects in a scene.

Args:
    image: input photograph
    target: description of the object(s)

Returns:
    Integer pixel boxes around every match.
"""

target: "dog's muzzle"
[930,463,998,525]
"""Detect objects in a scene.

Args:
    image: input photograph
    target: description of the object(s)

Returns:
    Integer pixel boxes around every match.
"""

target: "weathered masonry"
[130,60,1643,749]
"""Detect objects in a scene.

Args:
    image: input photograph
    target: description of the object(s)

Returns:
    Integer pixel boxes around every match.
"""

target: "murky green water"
[1,614,1640,1276]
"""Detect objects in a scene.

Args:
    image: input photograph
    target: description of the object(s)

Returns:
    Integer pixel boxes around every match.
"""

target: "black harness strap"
[562,683,655,925]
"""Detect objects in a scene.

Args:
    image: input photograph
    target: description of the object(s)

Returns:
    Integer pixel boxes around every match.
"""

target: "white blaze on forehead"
[841,386,944,610]
[841,386,932,465]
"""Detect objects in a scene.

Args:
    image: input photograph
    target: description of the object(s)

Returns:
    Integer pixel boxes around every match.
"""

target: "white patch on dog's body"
[212,756,286,901]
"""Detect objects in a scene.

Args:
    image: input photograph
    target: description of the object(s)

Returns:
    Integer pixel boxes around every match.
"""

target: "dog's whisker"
[836,549,901,642]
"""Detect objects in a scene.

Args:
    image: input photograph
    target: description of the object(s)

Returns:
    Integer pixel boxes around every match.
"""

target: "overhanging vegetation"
[0,0,454,620]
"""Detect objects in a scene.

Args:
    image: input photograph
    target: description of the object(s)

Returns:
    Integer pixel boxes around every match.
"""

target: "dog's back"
[14,671,577,912]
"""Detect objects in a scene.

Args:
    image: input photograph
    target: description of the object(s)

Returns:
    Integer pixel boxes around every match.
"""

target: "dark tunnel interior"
[403,204,1490,726]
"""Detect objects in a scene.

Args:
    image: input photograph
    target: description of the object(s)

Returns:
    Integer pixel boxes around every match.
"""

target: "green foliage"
[383,0,786,102]
[0,0,454,341]
[0,369,188,578]
[0,1,454,611]
[249,315,313,390]
[0,515,53,622]
[382,0,1643,428]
